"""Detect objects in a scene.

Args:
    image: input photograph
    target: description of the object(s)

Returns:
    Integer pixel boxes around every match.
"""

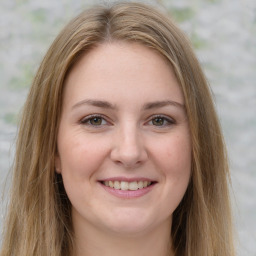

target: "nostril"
[110,132,148,167]
[110,147,148,168]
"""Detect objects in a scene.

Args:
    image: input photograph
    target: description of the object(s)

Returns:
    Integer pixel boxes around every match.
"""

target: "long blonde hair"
[1,2,235,256]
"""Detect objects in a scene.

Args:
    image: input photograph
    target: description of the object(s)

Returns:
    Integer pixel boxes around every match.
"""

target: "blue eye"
[81,115,107,126]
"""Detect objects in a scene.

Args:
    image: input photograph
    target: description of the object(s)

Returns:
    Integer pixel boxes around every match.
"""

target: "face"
[55,42,191,237]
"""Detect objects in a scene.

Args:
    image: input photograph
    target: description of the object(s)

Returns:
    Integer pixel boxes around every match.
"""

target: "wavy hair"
[1,2,235,256]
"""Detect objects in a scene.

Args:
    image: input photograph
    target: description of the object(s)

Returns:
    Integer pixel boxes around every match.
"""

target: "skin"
[55,42,191,256]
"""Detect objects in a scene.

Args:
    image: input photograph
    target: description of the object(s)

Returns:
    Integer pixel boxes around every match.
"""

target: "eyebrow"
[71,99,184,110]
[72,99,117,110]
[142,100,185,110]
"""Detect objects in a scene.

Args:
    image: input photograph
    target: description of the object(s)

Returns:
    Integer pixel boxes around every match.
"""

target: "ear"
[55,154,62,174]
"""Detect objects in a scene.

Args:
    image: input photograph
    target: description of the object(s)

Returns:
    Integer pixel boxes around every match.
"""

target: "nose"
[110,124,148,168]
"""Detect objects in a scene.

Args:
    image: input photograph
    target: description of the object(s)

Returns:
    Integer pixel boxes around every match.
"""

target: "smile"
[99,178,157,199]
[102,180,152,191]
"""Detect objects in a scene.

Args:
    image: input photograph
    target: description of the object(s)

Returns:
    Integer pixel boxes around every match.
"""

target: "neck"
[73,218,173,256]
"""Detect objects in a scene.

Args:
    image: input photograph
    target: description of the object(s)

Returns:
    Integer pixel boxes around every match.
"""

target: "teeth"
[103,180,153,190]
[120,181,129,190]
[109,181,114,188]
[114,181,120,189]
[138,181,144,189]
[129,181,138,191]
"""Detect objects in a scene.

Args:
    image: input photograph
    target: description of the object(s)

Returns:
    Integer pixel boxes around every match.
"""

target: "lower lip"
[99,182,155,199]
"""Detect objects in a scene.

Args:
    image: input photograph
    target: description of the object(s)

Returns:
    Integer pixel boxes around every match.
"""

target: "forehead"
[63,41,184,108]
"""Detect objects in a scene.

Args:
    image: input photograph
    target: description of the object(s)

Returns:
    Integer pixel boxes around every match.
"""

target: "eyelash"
[147,115,176,127]
[80,114,109,127]
[80,114,175,127]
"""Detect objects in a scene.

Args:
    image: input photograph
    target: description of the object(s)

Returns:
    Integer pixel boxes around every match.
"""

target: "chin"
[100,208,160,236]
[106,223,151,237]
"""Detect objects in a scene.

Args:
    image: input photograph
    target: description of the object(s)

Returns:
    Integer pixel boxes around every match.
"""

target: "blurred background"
[0,0,255,255]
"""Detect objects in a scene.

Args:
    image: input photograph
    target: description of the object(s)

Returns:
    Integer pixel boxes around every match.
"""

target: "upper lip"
[99,176,157,182]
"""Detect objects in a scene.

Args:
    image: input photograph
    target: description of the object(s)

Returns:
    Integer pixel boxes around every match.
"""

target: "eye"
[80,115,108,126]
[148,115,175,127]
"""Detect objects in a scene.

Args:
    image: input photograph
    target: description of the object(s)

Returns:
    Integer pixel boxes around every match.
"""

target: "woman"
[0,2,235,256]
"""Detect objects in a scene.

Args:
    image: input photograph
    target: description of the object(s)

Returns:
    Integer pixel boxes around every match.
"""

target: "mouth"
[98,177,157,198]
[100,180,156,191]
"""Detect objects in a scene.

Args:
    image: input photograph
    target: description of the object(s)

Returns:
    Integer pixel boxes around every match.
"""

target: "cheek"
[153,132,191,193]
[58,133,109,179]
[168,135,191,180]
[57,135,109,206]
[154,132,191,171]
